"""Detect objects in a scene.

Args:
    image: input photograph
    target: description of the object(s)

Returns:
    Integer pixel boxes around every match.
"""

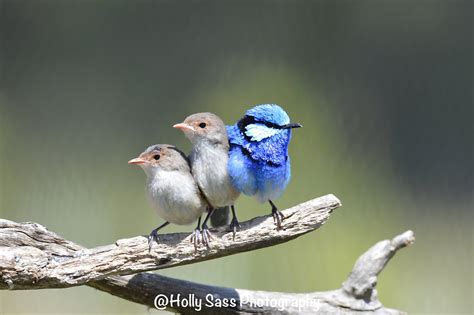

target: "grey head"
[173,112,228,147]
[128,144,190,176]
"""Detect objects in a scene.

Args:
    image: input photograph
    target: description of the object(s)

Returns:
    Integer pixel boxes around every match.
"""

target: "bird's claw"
[272,210,285,230]
[190,228,202,250]
[201,225,213,248]
[230,217,241,240]
[148,229,159,251]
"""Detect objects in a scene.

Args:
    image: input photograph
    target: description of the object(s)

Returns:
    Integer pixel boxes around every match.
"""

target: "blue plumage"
[227,104,300,214]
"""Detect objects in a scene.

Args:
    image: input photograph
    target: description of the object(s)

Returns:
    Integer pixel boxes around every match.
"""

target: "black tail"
[210,206,230,227]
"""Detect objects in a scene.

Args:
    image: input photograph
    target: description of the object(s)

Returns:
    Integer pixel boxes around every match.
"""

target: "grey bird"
[174,113,240,245]
[128,144,208,249]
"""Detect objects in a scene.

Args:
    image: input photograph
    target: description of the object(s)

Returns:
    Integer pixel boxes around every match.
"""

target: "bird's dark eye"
[153,154,160,160]
[199,122,207,128]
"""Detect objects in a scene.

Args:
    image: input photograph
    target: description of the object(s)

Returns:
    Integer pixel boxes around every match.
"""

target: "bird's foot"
[190,228,202,250]
[201,224,214,248]
[230,217,241,240]
[148,228,159,251]
[272,209,285,230]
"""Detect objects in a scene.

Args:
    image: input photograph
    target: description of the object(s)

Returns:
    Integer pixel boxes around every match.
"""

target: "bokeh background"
[0,0,472,314]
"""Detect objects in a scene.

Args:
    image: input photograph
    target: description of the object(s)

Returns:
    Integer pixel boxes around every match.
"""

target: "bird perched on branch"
[128,144,207,249]
[227,104,301,229]
[174,113,240,244]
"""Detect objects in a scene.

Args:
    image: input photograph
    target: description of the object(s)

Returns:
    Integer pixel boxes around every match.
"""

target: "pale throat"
[192,136,227,155]
[141,165,159,178]
[191,138,229,179]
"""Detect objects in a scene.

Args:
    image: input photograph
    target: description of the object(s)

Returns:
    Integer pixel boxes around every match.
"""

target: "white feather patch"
[245,124,280,141]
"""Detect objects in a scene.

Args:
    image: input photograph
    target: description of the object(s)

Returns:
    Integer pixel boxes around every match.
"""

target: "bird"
[128,144,208,249]
[174,112,241,244]
[226,104,301,229]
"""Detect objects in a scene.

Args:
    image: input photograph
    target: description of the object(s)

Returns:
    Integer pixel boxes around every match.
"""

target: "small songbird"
[128,144,208,249]
[174,113,240,244]
[227,104,301,229]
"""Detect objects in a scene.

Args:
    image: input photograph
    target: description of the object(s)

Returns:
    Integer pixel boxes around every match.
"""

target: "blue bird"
[227,104,301,229]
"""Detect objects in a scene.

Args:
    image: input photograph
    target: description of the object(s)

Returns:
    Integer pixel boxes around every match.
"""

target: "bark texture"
[0,194,414,314]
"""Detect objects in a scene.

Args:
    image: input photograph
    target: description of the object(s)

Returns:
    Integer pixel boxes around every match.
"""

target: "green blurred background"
[0,0,472,314]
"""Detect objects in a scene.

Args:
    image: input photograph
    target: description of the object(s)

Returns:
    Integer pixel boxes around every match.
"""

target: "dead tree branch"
[0,194,415,314]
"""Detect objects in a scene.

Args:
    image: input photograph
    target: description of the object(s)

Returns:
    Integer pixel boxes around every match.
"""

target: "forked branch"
[0,194,414,314]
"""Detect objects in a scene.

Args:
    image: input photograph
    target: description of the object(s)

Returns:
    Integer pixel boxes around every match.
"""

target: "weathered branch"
[0,194,340,289]
[0,195,414,314]
[90,230,415,314]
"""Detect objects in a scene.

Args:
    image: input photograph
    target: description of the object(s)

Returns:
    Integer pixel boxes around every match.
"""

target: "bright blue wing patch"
[244,130,291,166]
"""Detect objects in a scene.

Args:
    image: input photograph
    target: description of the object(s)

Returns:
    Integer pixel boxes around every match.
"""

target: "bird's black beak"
[282,123,302,129]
